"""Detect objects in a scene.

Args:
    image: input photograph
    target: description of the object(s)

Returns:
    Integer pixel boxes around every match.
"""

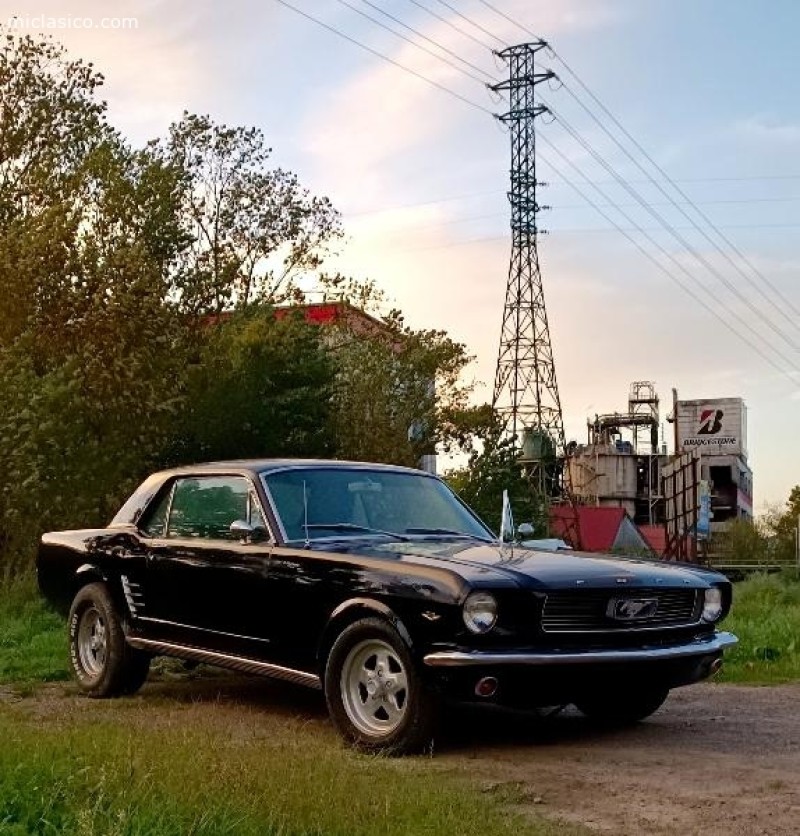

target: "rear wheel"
[575,687,669,726]
[324,618,437,755]
[68,582,150,697]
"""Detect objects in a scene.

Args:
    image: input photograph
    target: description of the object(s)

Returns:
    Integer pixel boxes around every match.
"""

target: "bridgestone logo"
[682,438,736,446]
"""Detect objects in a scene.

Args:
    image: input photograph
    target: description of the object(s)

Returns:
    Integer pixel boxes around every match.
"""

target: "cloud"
[0,0,246,143]
[734,115,800,145]
[303,0,620,210]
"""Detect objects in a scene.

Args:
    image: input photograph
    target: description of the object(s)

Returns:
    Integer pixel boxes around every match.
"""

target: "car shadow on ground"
[135,666,675,753]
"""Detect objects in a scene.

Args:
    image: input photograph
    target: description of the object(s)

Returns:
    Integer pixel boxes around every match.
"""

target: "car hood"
[357,539,717,590]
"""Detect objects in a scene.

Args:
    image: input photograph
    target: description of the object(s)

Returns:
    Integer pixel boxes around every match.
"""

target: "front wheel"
[324,618,437,755]
[574,687,669,726]
[68,582,150,697]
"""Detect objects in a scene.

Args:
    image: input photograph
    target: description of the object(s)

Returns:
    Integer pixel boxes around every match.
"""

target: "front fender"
[317,597,415,667]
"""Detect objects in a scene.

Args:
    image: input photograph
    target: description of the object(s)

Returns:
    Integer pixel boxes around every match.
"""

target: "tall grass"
[0,573,67,686]
[721,571,800,684]
[0,707,581,836]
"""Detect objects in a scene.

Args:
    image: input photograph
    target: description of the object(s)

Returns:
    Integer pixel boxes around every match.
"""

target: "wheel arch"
[71,565,129,621]
[317,598,413,669]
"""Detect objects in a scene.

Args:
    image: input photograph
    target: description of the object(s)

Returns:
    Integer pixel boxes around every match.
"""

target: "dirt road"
[4,677,799,835]
[442,682,800,835]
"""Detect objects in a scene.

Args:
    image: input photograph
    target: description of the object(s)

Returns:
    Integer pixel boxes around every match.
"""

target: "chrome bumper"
[423,631,738,668]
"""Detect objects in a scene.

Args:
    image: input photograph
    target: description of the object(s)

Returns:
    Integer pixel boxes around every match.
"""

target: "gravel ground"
[441,682,800,835]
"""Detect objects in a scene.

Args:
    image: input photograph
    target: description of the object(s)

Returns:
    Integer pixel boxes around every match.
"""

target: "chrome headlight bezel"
[462,591,498,634]
[701,587,723,623]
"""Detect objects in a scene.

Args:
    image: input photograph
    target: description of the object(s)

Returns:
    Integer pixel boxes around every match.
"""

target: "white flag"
[499,489,515,543]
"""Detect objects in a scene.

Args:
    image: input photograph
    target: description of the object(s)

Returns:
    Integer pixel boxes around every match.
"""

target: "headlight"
[702,587,723,622]
[463,591,498,634]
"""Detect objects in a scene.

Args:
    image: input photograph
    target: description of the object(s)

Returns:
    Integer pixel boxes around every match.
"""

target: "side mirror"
[516,522,535,538]
[230,520,267,543]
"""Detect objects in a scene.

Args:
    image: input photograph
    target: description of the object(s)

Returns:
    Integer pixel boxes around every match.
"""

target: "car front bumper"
[423,630,738,668]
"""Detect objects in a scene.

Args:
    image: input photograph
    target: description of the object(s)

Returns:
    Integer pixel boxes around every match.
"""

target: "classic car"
[38,459,737,754]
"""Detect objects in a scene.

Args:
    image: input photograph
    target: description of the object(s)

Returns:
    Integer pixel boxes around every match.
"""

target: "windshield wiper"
[404,527,494,543]
[305,523,410,542]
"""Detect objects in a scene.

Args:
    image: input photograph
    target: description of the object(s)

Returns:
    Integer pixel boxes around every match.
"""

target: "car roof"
[109,459,437,528]
[154,459,431,478]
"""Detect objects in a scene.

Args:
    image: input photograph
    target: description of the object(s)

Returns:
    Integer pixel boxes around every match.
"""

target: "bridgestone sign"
[675,398,747,458]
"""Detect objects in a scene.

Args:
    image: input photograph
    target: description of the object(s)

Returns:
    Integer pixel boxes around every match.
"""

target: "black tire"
[68,582,150,697]
[574,687,669,726]
[324,617,437,755]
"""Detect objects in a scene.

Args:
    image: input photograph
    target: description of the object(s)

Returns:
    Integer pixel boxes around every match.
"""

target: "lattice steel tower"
[491,42,565,498]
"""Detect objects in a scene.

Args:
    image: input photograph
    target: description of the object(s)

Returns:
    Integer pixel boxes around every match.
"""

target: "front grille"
[541,588,700,633]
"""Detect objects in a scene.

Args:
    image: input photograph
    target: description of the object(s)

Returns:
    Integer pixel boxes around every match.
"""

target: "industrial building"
[563,382,752,556]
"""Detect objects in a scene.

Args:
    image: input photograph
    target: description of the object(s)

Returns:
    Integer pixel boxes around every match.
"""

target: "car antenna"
[303,480,310,548]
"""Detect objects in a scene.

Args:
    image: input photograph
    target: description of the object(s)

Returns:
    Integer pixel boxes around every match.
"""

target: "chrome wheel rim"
[340,639,409,737]
[77,606,107,678]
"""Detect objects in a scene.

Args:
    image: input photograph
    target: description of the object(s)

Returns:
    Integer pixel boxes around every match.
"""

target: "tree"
[763,485,800,565]
[445,422,538,535]
[0,32,189,574]
[318,277,478,468]
[157,113,343,316]
[173,309,335,463]
[717,518,770,567]
[0,30,107,230]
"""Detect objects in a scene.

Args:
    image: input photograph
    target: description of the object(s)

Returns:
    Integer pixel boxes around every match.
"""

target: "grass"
[720,571,800,684]
[0,695,582,836]
[0,575,68,688]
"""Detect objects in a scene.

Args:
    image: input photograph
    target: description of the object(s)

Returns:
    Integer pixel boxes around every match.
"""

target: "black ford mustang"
[38,459,737,754]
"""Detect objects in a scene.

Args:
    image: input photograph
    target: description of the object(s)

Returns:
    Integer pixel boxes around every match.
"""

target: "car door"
[140,474,275,658]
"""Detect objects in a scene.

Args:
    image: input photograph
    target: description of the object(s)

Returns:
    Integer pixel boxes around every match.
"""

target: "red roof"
[550,506,627,552]
[639,524,667,556]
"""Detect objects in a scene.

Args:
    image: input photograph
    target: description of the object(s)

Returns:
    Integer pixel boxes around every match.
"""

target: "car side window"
[167,476,252,540]
[139,487,173,537]
[249,491,267,531]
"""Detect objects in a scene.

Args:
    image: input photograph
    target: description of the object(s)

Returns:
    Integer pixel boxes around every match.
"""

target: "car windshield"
[262,467,493,544]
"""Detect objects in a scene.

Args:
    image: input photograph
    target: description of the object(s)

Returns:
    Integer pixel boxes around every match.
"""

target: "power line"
[272,0,494,115]
[545,102,800,351]
[475,0,540,39]
[536,132,800,382]
[473,0,800,323]
[346,191,800,220]
[555,79,800,335]
[354,0,499,82]
[332,0,491,86]
[403,0,496,51]
[273,0,799,383]
[430,0,507,46]
[550,57,800,321]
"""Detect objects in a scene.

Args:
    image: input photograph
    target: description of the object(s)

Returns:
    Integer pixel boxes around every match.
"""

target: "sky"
[2,0,799,509]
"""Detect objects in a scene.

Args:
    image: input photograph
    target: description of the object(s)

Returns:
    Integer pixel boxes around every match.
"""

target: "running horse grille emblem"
[607,597,659,621]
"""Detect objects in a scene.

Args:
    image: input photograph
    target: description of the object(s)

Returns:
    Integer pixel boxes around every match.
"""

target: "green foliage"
[721,572,800,684]
[0,32,348,577]
[0,30,107,231]
[174,309,335,462]
[716,518,771,567]
[0,136,189,571]
[321,276,479,468]
[0,31,480,579]
[445,426,538,535]
[158,113,343,316]
[0,575,66,685]
[762,485,800,566]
